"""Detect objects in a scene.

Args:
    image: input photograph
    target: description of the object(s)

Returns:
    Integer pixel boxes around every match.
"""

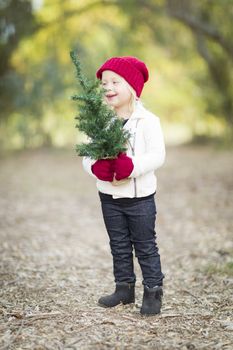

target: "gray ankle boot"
[98,282,135,308]
[140,285,163,315]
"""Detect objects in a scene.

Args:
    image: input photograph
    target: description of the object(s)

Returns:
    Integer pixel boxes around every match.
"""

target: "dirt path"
[0,145,232,350]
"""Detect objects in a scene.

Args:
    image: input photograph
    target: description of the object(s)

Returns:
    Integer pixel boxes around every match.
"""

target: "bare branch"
[196,33,213,66]
[60,0,118,19]
[37,0,118,30]
[166,0,233,59]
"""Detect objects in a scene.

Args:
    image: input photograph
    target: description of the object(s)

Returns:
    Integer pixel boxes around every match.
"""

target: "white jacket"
[82,103,165,198]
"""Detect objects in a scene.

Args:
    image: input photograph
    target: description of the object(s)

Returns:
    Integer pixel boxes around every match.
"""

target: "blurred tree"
[1,0,232,150]
[0,0,37,77]
[0,0,127,149]
[166,0,233,131]
[108,0,233,132]
[0,0,38,118]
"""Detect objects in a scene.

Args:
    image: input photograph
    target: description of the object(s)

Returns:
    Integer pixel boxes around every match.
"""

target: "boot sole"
[140,310,161,316]
[98,302,111,308]
[98,301,135,308]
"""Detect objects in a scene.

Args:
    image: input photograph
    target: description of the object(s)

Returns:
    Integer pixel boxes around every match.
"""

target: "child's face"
[101,70,133,113]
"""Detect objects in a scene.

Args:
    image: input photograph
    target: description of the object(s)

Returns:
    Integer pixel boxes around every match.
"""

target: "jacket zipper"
[128,119,139,198]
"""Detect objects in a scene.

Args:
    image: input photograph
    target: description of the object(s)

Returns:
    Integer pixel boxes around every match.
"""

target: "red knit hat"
[96,56,149,97]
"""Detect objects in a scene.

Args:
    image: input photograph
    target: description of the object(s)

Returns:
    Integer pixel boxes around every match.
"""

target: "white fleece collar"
[129,102,147,120]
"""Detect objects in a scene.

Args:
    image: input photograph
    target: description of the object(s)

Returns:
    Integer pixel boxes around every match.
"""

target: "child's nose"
[104,83,114,91]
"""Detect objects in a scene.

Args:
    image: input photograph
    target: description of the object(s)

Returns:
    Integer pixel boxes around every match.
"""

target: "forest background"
[1,0,233,152]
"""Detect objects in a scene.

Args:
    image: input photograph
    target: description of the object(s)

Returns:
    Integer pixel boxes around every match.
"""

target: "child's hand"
[91,159,115,181]
[114,153,134,180]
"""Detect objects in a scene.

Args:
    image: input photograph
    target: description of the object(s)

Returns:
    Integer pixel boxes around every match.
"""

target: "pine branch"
[70,51,89,91]
[70,51,130,159]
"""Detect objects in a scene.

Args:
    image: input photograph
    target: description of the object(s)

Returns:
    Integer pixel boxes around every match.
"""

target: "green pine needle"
[70,51,130,159]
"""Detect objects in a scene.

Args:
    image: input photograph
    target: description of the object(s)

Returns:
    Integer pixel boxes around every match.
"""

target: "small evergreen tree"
[70,51,130,160]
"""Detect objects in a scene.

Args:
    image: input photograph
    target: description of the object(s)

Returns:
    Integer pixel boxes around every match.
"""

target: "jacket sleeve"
[129,116,165,178]
[82,157,96,178]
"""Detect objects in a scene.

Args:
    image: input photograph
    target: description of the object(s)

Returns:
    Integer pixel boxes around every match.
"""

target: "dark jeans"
[100,195,164,288]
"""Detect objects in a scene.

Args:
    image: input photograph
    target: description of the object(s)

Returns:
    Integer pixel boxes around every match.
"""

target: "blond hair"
[125,81,138,113]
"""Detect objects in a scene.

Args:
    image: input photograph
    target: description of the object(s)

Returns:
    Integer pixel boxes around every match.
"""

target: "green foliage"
[115,0,233,130]
[70,51,130,159]
[0,0,36,77]
[0,0,37,119]
[1,0,233,151]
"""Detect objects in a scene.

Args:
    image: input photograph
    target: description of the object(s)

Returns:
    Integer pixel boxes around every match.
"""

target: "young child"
[82,56,165,315]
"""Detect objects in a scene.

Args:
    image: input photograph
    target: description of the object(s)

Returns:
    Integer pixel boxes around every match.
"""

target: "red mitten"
[114,153,134,180]
[91,159,114,181]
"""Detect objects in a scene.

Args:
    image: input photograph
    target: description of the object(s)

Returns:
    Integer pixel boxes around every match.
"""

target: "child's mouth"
[106,94,117,99]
